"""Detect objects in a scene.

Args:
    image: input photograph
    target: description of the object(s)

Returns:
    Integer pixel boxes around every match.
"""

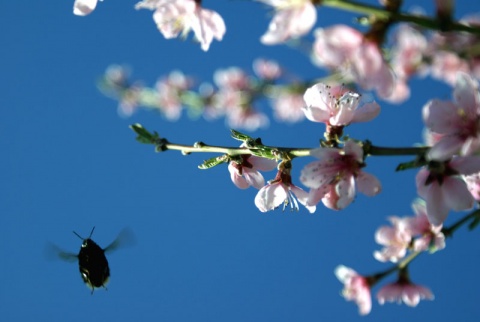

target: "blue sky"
[2,1,480,321]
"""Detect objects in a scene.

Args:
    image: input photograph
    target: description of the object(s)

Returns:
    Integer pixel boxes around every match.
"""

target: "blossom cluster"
[224,73,480,228]
[75,0,480,316]
[225,74,480,315]
[419,73,480,226]
[336,199,443,315]
[88,0,480,118]
[98,60,307,131]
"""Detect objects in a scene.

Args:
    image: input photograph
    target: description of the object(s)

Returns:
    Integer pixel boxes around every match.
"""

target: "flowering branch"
[130,124,312,167]
[442,208,480,236]
[319,0,480,34]
[338,205,479,314]
[73,0,480,316]
[131,123,431,165]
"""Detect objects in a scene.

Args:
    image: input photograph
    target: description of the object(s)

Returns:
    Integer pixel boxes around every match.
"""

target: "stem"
[365,143,429,157]
[320,0,480,34]
[397,250,421,270]
[442,209,480,237]
[163,142,312,157]
[371,208,479,283]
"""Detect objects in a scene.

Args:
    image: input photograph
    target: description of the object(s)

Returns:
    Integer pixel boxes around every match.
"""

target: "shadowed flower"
[377,278,434,307]
[423,73,480,161]
[228,153,277,189]
[416,156,480,226]
[335,265,372,315]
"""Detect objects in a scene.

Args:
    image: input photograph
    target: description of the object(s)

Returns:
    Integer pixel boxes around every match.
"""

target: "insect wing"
[45,242,78,263]
[103,228,136,254]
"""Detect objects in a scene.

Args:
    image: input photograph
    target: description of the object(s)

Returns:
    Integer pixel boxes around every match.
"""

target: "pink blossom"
[259,0,317,45]
[390,25,428,80]
[416,156,480,226]
[229,153,278,189]
[100,65,142,117]
[272,92,305,123]
[73,0,101,16]
[335,265,372,315]
[117,87,142,117]
[226,106,270,131]
[300,140,381,210]
[253,58,282,80]
[426,15,480,84]
[154,70,192,120]
[135,0,226,51]
[312,25,363,68]
[211,67,269,131]
[303,83,380,126]
[423,73,480,160]
[351,41,396,99]
[255,162,315,213]
[406,199,445,252]
[387,25,428,102]
[209,88,270,131]
[423,128,444,147]
[214,67,250,90]
[373,217,412,263]
[464,172,480,201]
[377,281,434,307]
[430,52,470,85]
[312,25,395,100]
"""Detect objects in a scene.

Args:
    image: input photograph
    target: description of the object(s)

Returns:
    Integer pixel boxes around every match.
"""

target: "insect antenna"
[72,226,96,240]
[88,226,96,238]
[73,230,84,240]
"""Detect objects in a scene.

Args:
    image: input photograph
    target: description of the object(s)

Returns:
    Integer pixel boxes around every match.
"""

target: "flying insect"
[48,226,134,294]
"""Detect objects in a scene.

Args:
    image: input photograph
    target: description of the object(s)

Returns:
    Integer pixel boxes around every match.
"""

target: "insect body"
[49,226,134,294]
[74,227,111,292]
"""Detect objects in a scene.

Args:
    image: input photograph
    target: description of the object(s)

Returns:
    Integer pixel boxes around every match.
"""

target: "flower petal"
[73,0,98,16]
[350,101,381,123]
[427,135,464,161]
[443,177,474,211]
[249,157,277,171]
[356,172,382,196]
[453,72,480,117]
[243,168,266,189]
[254,183,287,212]
[424,183,449,226]
[291,185,316,213]
[450,155,480,174]
[303,84,332,123]
[422,99,459,134]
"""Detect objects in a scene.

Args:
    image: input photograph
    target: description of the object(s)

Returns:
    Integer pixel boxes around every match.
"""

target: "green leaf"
[198,155,229,169]
[130,123,158,144]
[230,129,253,142]
[396,159,421,171]
[468,213,480,231]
